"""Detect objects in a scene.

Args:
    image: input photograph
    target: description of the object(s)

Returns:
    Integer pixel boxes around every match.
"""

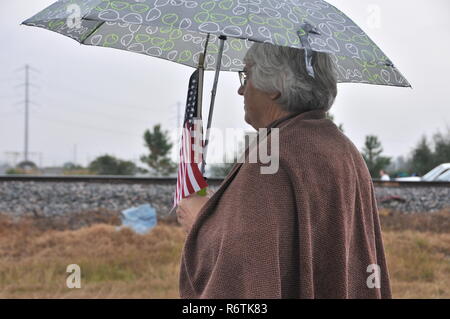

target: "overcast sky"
[0,0,449,168]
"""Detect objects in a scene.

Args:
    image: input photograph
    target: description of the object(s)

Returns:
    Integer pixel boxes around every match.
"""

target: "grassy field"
[0,209,449,298]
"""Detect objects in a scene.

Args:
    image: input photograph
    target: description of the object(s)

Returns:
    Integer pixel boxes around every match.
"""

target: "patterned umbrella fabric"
[23,0,410,87]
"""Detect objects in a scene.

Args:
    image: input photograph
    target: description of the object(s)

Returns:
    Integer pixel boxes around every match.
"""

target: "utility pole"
[73,144,77,164]
[169,101,183,128]
[177,101,182,128]
[17,64,39,163]
[5,151,21,166]
[24,64,30,162]
[8,65,40,167]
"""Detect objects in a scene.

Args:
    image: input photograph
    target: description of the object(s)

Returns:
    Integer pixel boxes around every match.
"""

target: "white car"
[395,163,450,182]
[435,169,450,182]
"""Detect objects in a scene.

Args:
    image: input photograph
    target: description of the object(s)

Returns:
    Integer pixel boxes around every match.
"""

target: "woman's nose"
[237,84,244,96]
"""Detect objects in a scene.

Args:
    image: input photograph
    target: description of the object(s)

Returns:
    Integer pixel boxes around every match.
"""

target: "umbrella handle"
[297,22,321,78]
[201,35,227,175]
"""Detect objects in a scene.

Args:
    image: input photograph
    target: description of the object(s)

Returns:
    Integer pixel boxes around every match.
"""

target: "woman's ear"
[269,91,281,100]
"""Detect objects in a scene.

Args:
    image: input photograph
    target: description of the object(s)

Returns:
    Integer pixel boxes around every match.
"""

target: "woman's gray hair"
[244,42,338,113]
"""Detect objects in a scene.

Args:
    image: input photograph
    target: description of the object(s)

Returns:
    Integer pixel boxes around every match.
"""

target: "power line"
[0,78,23,83]
[33,113,138,137]
[3,151,43,167]
[0,109,22,117]
[39,92,154,125]
[14,65,41,73]
[49,82,153,113]
[169,101,183,128]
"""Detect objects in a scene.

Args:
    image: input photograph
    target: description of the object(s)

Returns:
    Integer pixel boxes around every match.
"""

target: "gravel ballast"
[0,181,448,218]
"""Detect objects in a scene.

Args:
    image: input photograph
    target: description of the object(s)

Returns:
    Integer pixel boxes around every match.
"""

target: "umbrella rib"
[80,20,105,44]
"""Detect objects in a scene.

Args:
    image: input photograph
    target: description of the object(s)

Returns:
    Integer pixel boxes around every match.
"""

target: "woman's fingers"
[179,194,210,215]
[177,194,212,234]
[176,206,186,223]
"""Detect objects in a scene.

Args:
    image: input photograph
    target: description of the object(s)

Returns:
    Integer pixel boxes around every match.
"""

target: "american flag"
[173,69,208,208]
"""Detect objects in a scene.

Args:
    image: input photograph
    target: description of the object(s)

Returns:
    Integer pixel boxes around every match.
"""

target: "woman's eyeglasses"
[238,70,248,87]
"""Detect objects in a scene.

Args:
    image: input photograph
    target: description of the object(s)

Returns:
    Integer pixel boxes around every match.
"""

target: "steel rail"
[0,175,449,187]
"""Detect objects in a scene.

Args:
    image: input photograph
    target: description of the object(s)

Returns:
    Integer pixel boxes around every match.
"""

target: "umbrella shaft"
[202,35,226,175]
[197,34,210,119]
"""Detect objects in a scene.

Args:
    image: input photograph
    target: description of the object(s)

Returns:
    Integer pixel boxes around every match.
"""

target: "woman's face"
[237,65,270,129]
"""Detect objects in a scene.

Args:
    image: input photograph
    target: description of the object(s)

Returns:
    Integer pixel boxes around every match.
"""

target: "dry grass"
[379,208,450,233]
[383,230,450,298]
[379,208,450,298]
[0,215,186,298]
[0,208,449,298]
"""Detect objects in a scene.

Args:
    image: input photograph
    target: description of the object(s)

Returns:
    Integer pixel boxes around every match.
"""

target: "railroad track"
[0,175,449,187]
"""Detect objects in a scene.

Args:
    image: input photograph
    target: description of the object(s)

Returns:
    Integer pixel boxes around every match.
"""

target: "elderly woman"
[176,42,391,299]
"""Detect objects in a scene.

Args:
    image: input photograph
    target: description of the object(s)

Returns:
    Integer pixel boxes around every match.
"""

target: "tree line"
[6,119,450,179]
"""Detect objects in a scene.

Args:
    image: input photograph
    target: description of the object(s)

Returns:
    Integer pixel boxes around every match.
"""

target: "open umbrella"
[22,0,410,84]
[22,0,411,178]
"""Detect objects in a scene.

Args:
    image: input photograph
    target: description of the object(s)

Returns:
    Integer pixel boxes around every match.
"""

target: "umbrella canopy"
[23,0,410,87]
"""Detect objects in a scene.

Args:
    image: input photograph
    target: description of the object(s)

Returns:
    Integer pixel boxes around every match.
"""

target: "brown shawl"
[179,109,391,299]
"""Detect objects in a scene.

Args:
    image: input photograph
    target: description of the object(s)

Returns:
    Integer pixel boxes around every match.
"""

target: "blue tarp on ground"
[119,203,157,234]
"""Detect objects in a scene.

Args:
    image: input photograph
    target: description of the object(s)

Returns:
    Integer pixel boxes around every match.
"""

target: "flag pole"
[201,35,226,175]
[170,34,211,215]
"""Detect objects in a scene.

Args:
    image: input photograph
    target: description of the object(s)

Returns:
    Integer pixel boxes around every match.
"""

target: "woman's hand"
[176,191,212,234]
